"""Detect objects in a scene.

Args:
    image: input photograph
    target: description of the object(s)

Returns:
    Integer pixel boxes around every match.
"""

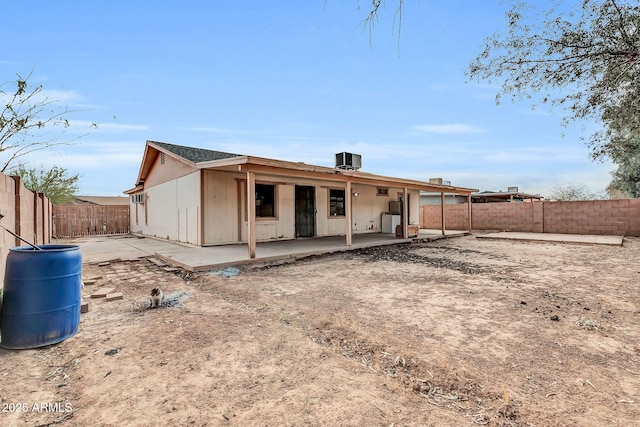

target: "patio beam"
[247,171,256,258]
[441,192,446,236]
[402,187,409,239]
[345,180,352,246]
[467,193,472,232]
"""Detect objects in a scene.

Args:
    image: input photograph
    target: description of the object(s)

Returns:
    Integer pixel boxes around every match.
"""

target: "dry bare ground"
[1,235,639,426]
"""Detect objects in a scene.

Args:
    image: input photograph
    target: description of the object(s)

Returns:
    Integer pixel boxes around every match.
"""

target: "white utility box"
[381,213,401,234]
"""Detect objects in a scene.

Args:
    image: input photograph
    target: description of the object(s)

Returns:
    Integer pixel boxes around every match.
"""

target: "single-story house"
[125,141,477,258]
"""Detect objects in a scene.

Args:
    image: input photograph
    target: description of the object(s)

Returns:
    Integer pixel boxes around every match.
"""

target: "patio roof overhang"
[197,155,478,195]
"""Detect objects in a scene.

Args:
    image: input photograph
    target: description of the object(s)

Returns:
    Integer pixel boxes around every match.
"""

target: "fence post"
[13,176,22,247]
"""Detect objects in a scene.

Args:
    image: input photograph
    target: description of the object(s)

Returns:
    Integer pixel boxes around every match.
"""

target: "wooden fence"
[52,205,130,237]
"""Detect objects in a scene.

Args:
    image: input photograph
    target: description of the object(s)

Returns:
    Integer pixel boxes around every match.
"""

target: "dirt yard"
[1,234,639,426]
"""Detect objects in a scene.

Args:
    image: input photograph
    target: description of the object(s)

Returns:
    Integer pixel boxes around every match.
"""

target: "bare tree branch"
[0,71,86,172]
[468,0,640,196]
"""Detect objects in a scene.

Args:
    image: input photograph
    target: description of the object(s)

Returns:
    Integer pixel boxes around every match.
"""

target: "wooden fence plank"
[52,205,130,237]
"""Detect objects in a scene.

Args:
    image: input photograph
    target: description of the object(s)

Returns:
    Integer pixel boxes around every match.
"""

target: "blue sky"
[1,1,614,197]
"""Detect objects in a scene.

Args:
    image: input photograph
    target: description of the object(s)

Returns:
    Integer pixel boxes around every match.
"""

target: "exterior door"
[398,193,411,224]
[295,186,316,237]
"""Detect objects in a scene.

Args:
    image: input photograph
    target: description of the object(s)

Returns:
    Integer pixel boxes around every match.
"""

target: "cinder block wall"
[420,199,640,236]
[420,203,470,230]
[471,202,543,233]
[0,174,17,280]
[0,175,52,284]
[543,199,640,235]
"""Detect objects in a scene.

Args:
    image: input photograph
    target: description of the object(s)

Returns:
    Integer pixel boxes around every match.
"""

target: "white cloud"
[413,123,486,134]
[0,87,81,107]
[18,140,143,170]
[186,126,252,135]
[70,120,150,132]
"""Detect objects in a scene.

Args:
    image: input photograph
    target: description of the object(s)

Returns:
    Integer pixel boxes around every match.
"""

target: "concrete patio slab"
[66,229,470,271]
[476,232,623,246]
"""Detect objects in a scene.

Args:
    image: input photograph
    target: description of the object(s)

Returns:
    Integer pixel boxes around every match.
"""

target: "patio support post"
[440,192,446,236]
[467,193,472,232]
[345,180,352,246]
[247,171,256,259]
[402,187,409,239]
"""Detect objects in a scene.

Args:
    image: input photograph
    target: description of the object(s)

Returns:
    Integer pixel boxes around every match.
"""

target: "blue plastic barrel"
[0,245,82,349]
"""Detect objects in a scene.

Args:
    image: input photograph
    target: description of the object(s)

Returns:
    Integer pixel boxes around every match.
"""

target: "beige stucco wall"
[145,151,197,187]
[202,170,297,245]
[130,171,201,244]
[176,173,200,244]
[202,169,242,244]
[316,185,347,236]
[351,185,387,233]
[350,185,419,232]
[129,199,144,233]
[239,183,296,243]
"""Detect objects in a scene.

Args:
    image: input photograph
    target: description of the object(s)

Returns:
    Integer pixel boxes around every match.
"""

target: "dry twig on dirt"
[575,317,600,331]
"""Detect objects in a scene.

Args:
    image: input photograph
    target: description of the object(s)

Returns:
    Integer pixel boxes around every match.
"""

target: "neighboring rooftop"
[472,187,543,203]
[59,196,130,206]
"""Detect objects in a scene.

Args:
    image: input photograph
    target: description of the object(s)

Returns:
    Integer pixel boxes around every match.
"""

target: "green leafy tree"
[607,154,640,197]
[599,81,640,197]
[14,164,79,204]
[468,0,640,196]
[0,71,91,173]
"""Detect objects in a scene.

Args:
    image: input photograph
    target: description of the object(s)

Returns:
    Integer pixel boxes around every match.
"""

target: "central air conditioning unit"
[335,152,362,171]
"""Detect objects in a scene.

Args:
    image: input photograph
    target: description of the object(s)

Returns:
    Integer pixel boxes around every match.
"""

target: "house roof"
[151,141,241,163]
[127,140,478,195]
[131,140,242,188]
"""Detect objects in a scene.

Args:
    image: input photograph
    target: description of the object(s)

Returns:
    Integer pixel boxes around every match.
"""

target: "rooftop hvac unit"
[335,152,362,170]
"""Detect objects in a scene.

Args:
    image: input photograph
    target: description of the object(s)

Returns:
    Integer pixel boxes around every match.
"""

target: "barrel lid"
[9,244,80,252]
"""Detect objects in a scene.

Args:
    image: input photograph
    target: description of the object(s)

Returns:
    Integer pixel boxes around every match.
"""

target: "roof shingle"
[150,141,242,163]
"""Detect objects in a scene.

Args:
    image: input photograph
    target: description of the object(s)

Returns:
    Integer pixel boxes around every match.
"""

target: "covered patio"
[198,155,477,259]
[75,229,470,271]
